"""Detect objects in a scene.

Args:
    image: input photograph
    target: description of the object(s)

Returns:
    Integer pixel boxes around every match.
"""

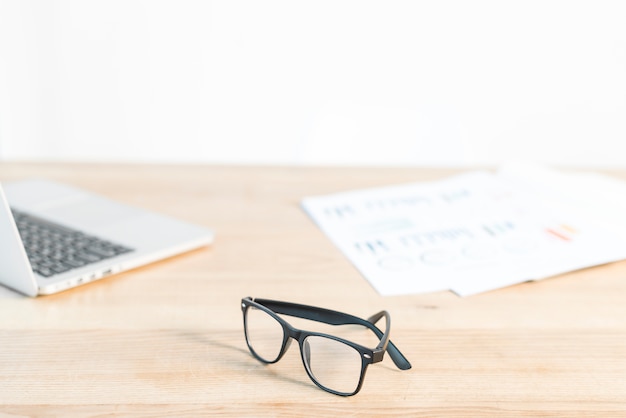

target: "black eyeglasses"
[241,297,411,396]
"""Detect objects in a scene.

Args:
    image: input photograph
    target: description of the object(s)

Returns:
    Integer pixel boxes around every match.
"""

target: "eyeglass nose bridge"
[275,323,303,360]
[279,319,301,338]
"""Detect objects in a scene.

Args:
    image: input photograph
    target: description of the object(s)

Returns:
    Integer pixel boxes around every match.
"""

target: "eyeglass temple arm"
[367,311,411,370]
[255,299,412,370]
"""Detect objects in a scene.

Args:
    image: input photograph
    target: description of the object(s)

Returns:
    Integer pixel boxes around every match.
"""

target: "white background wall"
[1,0,625,167]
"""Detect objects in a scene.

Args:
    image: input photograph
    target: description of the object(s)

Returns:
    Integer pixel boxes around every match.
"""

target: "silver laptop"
[0,179,214,296]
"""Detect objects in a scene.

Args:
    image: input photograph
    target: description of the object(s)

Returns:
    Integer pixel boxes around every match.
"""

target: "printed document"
[302,166,626,296]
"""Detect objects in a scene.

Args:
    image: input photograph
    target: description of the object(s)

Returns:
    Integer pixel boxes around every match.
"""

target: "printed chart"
[302,171,626,296]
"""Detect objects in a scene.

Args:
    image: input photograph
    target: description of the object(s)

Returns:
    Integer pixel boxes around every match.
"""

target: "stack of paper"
[302,164,626,296]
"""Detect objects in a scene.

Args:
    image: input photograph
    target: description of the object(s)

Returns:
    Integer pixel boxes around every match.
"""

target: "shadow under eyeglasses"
[172,329,315,391]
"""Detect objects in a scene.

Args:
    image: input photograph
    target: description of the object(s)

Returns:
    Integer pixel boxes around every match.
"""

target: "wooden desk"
[1,163,625,417]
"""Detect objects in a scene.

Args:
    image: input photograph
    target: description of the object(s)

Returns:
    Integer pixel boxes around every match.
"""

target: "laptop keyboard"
[11,209,134,278]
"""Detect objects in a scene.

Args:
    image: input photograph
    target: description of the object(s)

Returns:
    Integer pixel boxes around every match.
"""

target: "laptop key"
[76,252,102,263]
[51,263,72,274]
[87,246,118,258]
[36,268,54,277]
[64,258,88,268]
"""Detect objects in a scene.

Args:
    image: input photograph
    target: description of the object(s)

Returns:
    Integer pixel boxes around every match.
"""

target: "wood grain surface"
[1,163,625,417]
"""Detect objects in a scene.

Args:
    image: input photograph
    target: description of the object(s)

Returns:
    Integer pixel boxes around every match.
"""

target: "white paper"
[302,168,626,296]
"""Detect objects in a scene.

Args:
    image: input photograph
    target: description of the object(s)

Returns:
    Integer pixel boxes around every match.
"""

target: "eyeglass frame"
[241,296,412,396]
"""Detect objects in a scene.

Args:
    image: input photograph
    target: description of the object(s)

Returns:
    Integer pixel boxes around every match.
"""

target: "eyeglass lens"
[302,335,363,394]
[245,305,363,394]
[245,306,285,362]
